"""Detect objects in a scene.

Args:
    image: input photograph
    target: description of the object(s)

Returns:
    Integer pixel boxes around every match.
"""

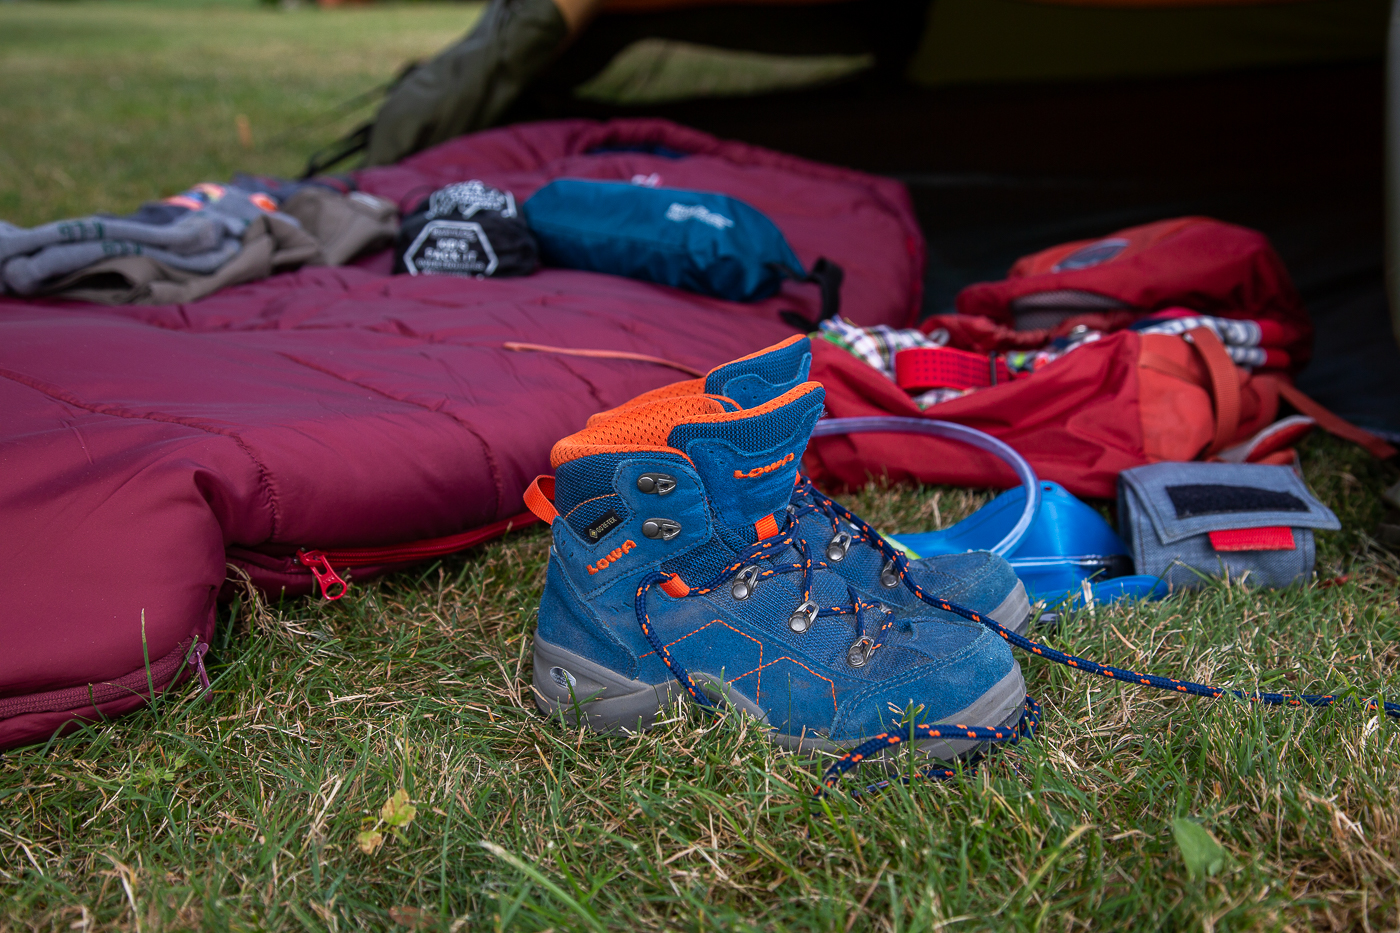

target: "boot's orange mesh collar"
[554,380,822,468]
[551,395,728,468]
[586,378,703,426]
[584,334,808,425]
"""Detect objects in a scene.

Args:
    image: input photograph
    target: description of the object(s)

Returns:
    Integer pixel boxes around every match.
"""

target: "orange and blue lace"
[633,527,898,712]
[628,488,1394,793]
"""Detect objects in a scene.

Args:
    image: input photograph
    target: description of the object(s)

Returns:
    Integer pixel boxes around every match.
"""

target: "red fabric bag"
[806,219,1394,497]
[954,217,1312,371]
[806,329,1394,499]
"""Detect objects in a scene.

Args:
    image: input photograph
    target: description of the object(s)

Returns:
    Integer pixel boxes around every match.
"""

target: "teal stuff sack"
[522,179,841,326]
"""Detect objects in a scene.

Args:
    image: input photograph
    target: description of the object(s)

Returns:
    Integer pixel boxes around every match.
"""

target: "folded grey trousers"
[0,211,231,265]
[35,211,324,306]
[2,236,243,296]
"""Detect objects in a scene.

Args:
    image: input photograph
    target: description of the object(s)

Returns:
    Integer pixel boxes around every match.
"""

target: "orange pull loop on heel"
[524,476,558,525]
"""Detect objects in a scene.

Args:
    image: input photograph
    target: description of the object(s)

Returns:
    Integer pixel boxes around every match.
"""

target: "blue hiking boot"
[528,382,1025,760]
[587,336,1031,635]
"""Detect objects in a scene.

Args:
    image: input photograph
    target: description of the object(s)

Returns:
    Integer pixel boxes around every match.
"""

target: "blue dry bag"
[522,179,840,325]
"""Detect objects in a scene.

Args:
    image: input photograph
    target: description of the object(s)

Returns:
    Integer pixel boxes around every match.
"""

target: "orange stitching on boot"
[734,452,794,479]
[729,657,837,715]
[562,492,619,518]
[586,539,637,575]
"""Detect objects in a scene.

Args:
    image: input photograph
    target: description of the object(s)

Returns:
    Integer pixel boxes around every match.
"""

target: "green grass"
[3,4,1400,930]
[0,0,479,226]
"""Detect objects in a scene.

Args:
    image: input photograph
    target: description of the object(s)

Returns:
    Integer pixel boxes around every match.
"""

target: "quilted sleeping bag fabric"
[0,118,925,749]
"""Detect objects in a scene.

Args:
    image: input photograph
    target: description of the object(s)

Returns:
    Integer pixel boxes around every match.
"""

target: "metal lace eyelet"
[730,565,760,600]
[826,531,853,562]
[846,637,874,669]
[641,517,681,540]
[636,473,676,495]
[880,559,900,588]
[787,600,819,633]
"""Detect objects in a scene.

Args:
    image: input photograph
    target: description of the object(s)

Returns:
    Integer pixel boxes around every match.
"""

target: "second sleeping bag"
[522,179,840,319]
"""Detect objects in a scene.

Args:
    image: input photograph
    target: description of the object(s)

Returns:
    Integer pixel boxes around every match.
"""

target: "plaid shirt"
[817,315,948,379]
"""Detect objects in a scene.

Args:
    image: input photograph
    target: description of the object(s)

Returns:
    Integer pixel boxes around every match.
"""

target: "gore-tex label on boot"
[585,510,622,542]
[402,220,498,276]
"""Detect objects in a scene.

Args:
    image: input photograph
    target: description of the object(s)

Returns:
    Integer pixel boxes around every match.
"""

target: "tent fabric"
[910,0,1387,87]
[0,117,923,750]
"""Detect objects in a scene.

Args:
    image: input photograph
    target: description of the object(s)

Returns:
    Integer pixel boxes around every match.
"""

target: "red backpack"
[806,218,1392,498]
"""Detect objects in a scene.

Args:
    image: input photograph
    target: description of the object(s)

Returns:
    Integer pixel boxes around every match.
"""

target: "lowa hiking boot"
[587,335,1032,635]
[526,380,1025,760]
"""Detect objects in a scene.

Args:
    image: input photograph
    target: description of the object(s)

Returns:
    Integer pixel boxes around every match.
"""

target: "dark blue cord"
[630,483,1393,794]
[809,485,1399,789]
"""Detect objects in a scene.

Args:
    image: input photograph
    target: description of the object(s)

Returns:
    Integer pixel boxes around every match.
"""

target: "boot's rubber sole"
[532,637,1027,764]
[988,580,1031,637]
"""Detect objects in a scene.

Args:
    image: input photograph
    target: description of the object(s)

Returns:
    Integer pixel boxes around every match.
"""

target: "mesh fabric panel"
[554,452,637,539]
[586,378,703,426]
[551,394,729,468]
[703,335,810,395]
[666,383,824,456]
[661,537,736,588]
[565,493,628,542]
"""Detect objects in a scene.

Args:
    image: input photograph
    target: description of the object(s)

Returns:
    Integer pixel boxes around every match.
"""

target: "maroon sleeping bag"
[0,118,924,749]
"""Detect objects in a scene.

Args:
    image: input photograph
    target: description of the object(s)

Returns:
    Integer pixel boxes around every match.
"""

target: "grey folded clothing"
[0,184,284,296]
[30,212,322,306]
[2,235,243,296]
[282,187,397,266]
[2,181,397,303]
[0,211,229,264]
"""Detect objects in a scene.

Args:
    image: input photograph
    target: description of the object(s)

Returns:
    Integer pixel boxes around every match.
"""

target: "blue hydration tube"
[810,416,1041,557]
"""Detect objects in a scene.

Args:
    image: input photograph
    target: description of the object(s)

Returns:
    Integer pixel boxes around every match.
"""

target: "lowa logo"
[587,539,637,575]
[734,451,794,479]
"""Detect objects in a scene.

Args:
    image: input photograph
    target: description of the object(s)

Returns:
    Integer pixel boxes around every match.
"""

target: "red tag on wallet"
[1207,527,1295,552]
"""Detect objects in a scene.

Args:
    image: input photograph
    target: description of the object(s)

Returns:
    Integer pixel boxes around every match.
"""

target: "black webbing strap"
[779,257,844,332]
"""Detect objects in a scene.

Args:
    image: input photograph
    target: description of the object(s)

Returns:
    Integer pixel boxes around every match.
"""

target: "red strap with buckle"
[895,346,1011,392]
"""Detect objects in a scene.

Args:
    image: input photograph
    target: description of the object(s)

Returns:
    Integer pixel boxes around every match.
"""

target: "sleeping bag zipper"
[295,512,537,601]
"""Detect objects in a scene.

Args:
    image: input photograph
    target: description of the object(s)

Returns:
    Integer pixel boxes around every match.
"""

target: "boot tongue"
[667,382,824,549]
[703,336,812,409]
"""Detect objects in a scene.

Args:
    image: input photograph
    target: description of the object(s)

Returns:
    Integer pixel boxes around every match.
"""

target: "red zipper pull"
[297,550,348,601]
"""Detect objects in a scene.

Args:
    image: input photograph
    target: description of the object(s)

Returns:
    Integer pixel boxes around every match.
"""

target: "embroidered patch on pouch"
[665,203,734,229]
[401,220,499,276]
[587,539,637,574]
[585,509,623,542]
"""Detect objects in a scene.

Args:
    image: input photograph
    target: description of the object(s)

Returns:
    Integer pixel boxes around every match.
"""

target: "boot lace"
[805,484,1400,791]
[633,518,906,714]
